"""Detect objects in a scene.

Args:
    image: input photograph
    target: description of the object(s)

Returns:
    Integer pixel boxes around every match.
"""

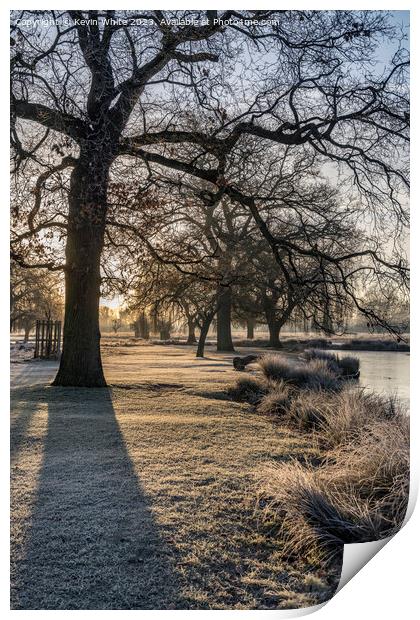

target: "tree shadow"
[11,386,185,610]
[10,390,38,463]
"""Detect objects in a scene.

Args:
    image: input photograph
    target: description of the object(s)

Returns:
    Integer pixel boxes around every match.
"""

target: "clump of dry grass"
[327,416,409,500]
[300,360,342,392]
[288,390,332,431]
[258,355,341,392]
[253,354,403,447]
[259,386,405,438]
[314,389,405,448]
[263,385,406,444]
[258,381,291,417]
[227,376,268,404]
[303,349,360,377]
[258,355,294,383]
[303,349,340,372]
[337,356,360,377]
[255,461,383,564]
[228,349,408,572]
[255,410,409,565]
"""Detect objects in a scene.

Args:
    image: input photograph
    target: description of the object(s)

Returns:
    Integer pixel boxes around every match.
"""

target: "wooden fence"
[34,320,62,359]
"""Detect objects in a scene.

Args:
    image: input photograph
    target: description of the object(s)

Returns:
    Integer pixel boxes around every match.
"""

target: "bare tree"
[11,10,409,385]
[10,263,63,340]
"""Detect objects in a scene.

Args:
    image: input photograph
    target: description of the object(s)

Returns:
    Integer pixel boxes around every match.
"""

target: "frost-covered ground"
[10,341,35,363]
[11,343,339,610]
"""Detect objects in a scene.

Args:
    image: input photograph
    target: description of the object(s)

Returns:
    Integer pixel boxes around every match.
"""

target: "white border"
[1,3,418,618]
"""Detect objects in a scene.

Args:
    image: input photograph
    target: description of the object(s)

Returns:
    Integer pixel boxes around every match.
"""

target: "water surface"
[328,350,409,404]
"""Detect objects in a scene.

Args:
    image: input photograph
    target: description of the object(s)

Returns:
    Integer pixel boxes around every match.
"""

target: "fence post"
[34,321,39,358]
[57,321,62,356]
[34,319,62,359]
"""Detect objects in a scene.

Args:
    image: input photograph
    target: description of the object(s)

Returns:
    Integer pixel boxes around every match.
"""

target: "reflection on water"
[327,350,410,404]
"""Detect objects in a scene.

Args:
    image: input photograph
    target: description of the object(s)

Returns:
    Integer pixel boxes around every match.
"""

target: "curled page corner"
[336,475,418,596]
[336,536,392,594]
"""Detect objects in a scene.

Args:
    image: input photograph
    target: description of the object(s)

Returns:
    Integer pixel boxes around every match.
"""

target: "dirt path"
[11,344,336,609]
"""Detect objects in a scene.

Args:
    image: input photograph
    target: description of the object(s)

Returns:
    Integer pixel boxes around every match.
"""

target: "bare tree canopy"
[11,10,409,386]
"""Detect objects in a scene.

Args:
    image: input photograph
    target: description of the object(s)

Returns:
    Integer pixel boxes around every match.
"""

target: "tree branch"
[13,99,87,141]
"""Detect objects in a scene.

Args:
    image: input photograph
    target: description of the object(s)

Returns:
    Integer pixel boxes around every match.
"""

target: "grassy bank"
[214,335,408,352]
[228,353,409,567]
[329,338,409,352]
[100,333,409,353]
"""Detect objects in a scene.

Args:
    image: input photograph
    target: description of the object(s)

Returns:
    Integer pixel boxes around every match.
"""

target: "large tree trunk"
[246,317,255,340]
[267,319,282,348]
[141,320,150,339]
[134,312,150,339]
[23,322,31,343]
[196,313,214,358]
[263,291,282,348]
[53,147,111,387]
[321,304,333,335]
[160,326,171,340]
[216,286,234,352]
[186,317,197,344]
[263,292,297,349]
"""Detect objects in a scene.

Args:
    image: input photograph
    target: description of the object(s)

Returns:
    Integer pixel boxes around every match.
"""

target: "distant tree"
[99,306,112,330]
[133,311,150,339]
[11,263,63,341]
[111,318,122,334]
[362,287,410,335]
[126,252,215,352]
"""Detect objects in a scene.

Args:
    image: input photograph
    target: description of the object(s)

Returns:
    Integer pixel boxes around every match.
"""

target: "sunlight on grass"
[11,345,340,609]
[10,396,49,591]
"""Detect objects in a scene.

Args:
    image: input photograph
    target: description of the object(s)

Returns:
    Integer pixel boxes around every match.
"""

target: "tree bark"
[53,146,111,387]
[263,292,297,349]
[263,289,283,348]
[216,285,235,352]
[186,317,197,344]
[141,320,150,339]
[196,313,214,358]
[246,317,255,340]
[321,304,333,335]
[267,319,282,348]
[24,323,31,343]
[135,312,150,339]
[160,327,171,340]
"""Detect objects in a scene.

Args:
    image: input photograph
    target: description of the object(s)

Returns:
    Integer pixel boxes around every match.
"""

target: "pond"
[327,350,410,404]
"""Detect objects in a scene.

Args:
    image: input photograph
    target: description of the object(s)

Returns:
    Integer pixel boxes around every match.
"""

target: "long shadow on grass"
[10,392,38,463]
[11,386,184,610]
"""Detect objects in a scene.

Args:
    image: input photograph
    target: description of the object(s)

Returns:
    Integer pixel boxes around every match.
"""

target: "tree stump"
[232,354,260,371]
